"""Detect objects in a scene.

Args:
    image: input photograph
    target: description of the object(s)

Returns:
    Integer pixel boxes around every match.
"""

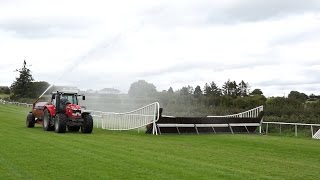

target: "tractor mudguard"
[45,104,56,117]
[81,112,91,116]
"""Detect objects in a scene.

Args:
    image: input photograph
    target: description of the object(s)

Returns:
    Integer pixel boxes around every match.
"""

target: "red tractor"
[26,91,93,133]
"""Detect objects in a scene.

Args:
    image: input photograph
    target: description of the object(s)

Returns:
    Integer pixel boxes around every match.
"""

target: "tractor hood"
[66,104,82,117]
[66,104,81,110]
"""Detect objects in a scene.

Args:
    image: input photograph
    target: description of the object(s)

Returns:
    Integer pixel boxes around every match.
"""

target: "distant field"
[0,104,320,179]
[0,93,10,99]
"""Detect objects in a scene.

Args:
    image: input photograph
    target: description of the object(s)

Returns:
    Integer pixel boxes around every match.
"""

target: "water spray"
[55,20,145,83]
[33,84,54,104]
[32,18,146,108]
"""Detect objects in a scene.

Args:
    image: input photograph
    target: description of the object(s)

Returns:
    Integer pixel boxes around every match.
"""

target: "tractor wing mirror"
[51,94,55,99]
[82,96,85,100]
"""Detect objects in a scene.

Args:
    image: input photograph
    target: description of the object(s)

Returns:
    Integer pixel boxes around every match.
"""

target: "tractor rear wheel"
[26,113,35,128]
[81,114,93,133]
[54,113,67,133]
[43,109,54,131]
[68,126,80,132]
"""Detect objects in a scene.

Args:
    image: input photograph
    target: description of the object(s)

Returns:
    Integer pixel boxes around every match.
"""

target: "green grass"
[0,105,320,179]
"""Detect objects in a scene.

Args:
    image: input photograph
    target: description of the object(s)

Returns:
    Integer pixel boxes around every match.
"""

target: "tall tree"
[179,85,193,95]
[128,80,157,97]
[238,80,249,96]
[288,91,308,102]
[10,60,34,99]
[222,80,230,96]
[222,80,238,96]
[250,89,263,96]
[204,81,221,96]
[203,83,211,96]
[167,87,174,94]
[210,81,222,96]
[193,85,202,97]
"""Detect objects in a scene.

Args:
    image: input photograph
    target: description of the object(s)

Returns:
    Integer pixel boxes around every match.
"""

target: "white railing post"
[259,125,262,134]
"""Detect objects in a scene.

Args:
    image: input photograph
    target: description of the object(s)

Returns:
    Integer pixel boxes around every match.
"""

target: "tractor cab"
[51,92,85,113]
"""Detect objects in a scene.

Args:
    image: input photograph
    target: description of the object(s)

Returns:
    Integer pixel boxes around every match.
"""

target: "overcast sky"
[0,0,320,97]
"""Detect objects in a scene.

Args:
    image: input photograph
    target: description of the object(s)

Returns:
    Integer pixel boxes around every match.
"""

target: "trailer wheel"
[26,113,35,128]
[43,109,54,131]
[55,113,67,133]
[68,126,80,132]
[81,114,93,133]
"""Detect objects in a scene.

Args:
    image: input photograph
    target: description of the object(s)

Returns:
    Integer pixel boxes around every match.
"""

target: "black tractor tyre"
[54,113,67,133]
[26,113,35,128]
[81,114,93,133]
[43,109,54,131]
[68,126,80,132]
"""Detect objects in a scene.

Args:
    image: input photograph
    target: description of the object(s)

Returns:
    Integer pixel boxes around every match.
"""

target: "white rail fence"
[207,105,264,118]
[88,110,104,128]
[207,105,264,133]
[87,102,160,135]
[263,122,320,138]
[0,99,32,107]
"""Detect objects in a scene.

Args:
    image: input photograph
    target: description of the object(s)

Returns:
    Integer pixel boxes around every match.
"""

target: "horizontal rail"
[263,122,320,127]
[262,121,320,138]
[207,105,264,118]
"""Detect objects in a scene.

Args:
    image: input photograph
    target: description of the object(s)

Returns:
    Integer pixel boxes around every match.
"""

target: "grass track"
[0,104,320,179]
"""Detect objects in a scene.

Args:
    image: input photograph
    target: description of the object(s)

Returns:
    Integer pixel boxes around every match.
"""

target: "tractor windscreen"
[61,94,78,105]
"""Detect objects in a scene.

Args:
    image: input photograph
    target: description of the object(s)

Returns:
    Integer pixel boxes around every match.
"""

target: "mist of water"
[33,84,54,104]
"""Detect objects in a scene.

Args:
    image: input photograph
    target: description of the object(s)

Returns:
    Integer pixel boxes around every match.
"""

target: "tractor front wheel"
[26,113,35,128]
[43,109,54,131]
[55,113,67,133]
[81,114,93,133]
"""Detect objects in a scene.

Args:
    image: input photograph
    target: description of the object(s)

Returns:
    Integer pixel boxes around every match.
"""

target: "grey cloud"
[254,79,320,87]
[270,26,320,46]
[257,81,320,96]
[299,67,320,82]
[220,0,320,23]
[0,0,22,5]
[143,0,320,27]
[136,59,278,78]
[253,63,320,88]
[0,17,96,38]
